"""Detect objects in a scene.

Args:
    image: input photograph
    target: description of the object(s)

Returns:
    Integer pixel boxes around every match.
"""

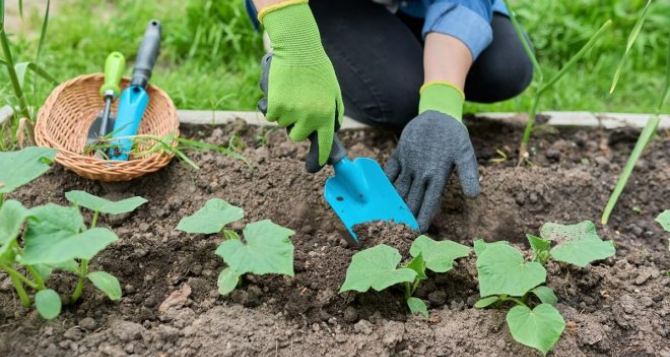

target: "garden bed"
[1,117,669,356]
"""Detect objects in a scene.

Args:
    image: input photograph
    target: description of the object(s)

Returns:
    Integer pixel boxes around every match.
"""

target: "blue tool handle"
[109,87,149,160]
[131,20,161,88]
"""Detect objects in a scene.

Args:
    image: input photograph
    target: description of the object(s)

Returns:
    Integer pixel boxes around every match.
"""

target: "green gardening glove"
[258,0,344,166]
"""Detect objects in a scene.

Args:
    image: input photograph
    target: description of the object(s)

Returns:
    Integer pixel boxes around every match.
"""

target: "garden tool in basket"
[86,52,125,145]
[259,54,419,243]
[109,20,162,161]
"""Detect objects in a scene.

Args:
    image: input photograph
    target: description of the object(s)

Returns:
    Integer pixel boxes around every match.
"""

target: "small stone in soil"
[79,317,97,330]
[343,306,358,323]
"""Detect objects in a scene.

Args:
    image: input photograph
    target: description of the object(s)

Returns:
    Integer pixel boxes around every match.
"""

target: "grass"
[1,0,669,114]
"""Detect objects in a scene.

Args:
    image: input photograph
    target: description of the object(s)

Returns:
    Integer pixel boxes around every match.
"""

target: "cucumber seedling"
[177,198,295,295]
[1,147,140,319]
[340,235,471,317]
[474,221,615,354]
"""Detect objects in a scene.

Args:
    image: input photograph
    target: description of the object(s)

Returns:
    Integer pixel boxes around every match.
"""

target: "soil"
[1,117,669,356]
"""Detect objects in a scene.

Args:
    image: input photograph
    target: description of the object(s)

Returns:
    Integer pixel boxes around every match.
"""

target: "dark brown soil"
[1,117,669,356]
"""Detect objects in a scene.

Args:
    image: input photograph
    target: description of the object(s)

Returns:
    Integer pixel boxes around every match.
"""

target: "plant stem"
[3,267,32,307]
[518,95,540,164]
[26,265,45,290]
[1,264,38,289]
[70,259,88,303]
[0,193,4,207]
[0,29,31,122]
[90,211,100,228]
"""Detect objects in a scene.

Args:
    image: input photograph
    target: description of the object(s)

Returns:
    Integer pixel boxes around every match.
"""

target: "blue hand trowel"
[109,20,162,161]
[258,53,418,243]
[317,136,419,242]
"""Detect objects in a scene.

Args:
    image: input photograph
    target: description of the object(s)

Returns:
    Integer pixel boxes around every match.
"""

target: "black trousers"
[309,0,533,128]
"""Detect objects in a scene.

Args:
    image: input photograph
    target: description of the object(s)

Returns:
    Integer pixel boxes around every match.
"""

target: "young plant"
[340,235,471,317]
[474,221,615,354]
[64,190,147,302]
[504,0,611,164]
[527,221,616,267]
[176,198,295,295]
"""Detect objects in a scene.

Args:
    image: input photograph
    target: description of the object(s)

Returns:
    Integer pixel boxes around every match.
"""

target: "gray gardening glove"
[384,111,480,232]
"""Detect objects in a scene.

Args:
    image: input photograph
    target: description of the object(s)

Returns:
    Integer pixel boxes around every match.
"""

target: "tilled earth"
[1,117,669,356]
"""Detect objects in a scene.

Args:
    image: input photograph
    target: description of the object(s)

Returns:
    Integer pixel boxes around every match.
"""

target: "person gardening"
[247,0,533,232]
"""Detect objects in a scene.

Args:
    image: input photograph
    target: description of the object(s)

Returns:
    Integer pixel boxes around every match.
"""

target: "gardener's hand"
[256,0,344,166]
[384,111,480,232]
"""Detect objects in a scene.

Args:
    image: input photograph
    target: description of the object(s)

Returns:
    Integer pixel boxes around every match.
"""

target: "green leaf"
[32,260,80,282]
[506,304,565,355]
[407,297,428,317]
[542,222,615,267]
[22,227,117,265]
[476,242,546,297]
[405,254,427,281]
[215,220,295,277]
[473,239,509,256]
[88,271,122,301]
[531,286,558,305]
[177,199,244,234]
[340,244,417,293]
[656,210,670,232]
[409,235,471,273]
[609,0,653,94]
[474,296,500,309]
[0,200,28,256]
[24,203,83,243]
[14,61,58,89]
[0,147,56,193]
[65,190,147,215]
[217,268,241,296]
[35,289,61,320]
[527,234,550,254]
[540,221,598,242]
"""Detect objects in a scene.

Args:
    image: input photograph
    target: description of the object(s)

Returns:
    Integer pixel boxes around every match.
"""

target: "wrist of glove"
[384,86,479,232]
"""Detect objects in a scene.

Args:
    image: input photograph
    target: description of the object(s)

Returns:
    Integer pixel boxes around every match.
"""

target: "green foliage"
[340,244,417,293]
[65,190,147,215]
[178,199,295,296]
[407,297,428,317]
[177,198,244,234]
[0,178,126,319]
[35,289,61,320]
[530,286,558,305]
[476,240,546,297]
[409,235,471,273]
[530,221,616,267]
[0,147,56,194]
[506,304,565,356]
[215,220,295,277]
[87,271,122,301]
[474,239,565,354]
[657,210,670,232]
[341,236,470,317]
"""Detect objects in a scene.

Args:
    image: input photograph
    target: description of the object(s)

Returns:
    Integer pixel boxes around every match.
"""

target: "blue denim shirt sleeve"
[421,0,495,59]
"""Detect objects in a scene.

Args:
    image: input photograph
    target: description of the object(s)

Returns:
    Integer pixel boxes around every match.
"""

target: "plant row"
[2,147,669,355]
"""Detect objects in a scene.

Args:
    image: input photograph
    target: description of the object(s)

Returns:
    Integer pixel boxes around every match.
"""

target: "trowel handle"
[305,133,347,173]
[100,52,126,98]
[130,20,161,88]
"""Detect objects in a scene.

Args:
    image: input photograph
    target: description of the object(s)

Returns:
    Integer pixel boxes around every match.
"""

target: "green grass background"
[1,0,669,114]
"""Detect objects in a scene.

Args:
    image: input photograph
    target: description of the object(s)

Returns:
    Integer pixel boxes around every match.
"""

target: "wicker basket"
[35,74,179,182]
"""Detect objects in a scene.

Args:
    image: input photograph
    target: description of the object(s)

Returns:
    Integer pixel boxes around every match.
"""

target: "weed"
[340,236,470,317]
[601,13,670,224]
[176,198,295,295]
